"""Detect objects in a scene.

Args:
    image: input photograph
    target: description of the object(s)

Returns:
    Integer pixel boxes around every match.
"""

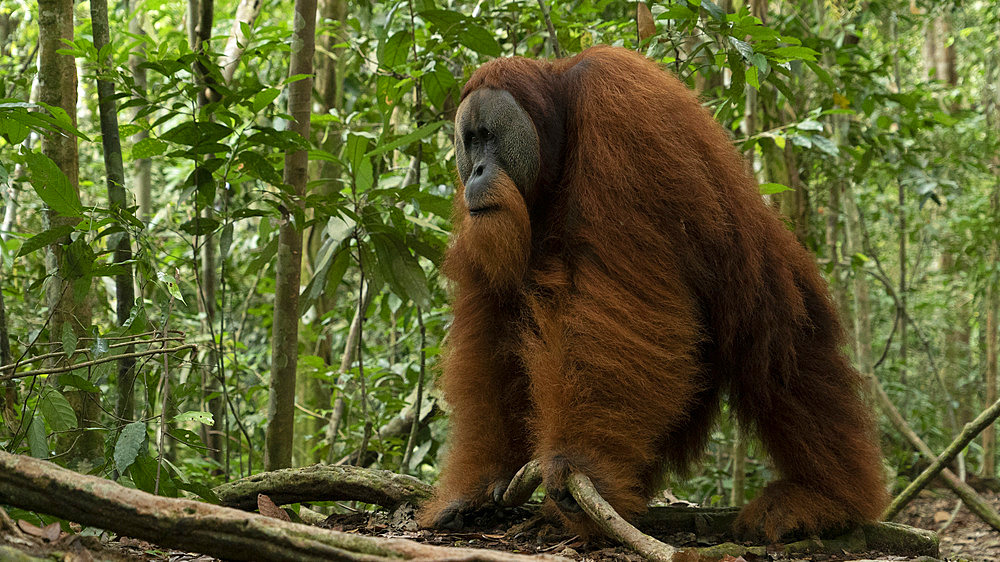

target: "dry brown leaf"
[17,520,61,541]
[257,493,290,521]
[933,510,952,523]
[636,3,655,42]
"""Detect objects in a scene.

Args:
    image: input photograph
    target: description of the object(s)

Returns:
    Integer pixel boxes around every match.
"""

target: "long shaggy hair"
[421,45,887,541]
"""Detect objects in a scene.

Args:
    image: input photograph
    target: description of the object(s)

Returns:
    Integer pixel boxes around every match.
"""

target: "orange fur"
[420,45,888,542]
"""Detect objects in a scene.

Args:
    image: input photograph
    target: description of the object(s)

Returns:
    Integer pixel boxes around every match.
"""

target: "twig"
[536,0,562,58]
[0,345,196,382]
[884,393,1000,519]
[869,372,1000,530]
[155,289,177,495]
[566,472,676,562]
[0,506,24,539]
[501,459,542,507]
[0,337,185,373]
[401,307,426,472]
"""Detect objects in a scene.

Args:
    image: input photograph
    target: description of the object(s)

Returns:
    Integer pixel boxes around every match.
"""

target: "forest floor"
[897,488,1000,561]
[2,490,998,561]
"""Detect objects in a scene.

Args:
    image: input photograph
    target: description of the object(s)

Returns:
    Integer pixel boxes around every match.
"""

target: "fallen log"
[0,451,563,562]
[214,463,432,510]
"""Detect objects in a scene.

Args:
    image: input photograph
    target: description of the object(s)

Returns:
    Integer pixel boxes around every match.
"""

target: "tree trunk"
[219,0,262,83]
[296,0,348,465]
[184,0,226,469]
[325,285,371,463]
[91,0,137,425]
[0,265,14,440]
[127,7,152,223]
[730,6,765,499]
[985,186,1000,477]
[265,0,316,470]
[39,0,99,460]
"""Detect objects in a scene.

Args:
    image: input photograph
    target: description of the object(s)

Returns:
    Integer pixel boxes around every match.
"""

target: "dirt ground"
[896,489,1000,561]
[3,491,999,561]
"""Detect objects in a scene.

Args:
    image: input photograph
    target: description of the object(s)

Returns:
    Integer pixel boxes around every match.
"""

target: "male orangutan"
[419,45,888,542]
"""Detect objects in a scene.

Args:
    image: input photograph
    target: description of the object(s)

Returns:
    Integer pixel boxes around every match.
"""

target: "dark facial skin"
[454,88,540,215]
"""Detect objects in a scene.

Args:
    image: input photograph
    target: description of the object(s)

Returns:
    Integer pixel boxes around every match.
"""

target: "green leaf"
[423,64,457,110]
[158,270,187,305]
[16,225,74,258]
[419,9,465,30]
[356,159,374,192]
[768,46,819,61]
[323,246,351,296]
[746,66,759,90]
[39,388,77,432]
[366,121,445,158]
[300,219,353,314]
[61,238,95,280]
[657,4,698,20]
[238,151,282,185]
[23,151,83,216]
[727,37,753,60]
[458,24,501,57]
[371,232,432,308]
[248,235,278,274]
[347,133,374,192]
[0,112,30,143]
[58,373,100,392]
[27,415,48,458]
[61,322,77,356]
[132,137,167,159]
[758,182,792,195]
[172,411,214,425]
[932,111,958,126]
[179,216,220,236]
[805,61,833,88]
[282,73,311,85]
[251,87,281,113]
[220,223,234,260]
[378,31,412,70]
[91,337,109,356]
[796,119,823,132]
[412,191,452,218]
[175,481,221,504]
[750,53,769,81]
[161,121,233,147]
[128,453,171,494]
[345,133,370,177]
[114,421,146,474]
[701,0,725,20]
[809,135,839,156]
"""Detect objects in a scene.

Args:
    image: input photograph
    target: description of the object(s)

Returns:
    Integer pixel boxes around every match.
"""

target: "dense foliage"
[0,0,997,520]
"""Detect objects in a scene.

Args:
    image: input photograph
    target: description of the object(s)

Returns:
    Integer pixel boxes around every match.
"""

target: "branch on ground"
[214,463,433,510]
[497,462,938,560]
[885,394,1000,519]
[501,458,542,507]
[868,372,1000,531]
[0,452,561,562]
[566,471,677,562]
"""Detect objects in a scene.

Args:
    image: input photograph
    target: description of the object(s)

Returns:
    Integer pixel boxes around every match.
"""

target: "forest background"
[0,0,998,529]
